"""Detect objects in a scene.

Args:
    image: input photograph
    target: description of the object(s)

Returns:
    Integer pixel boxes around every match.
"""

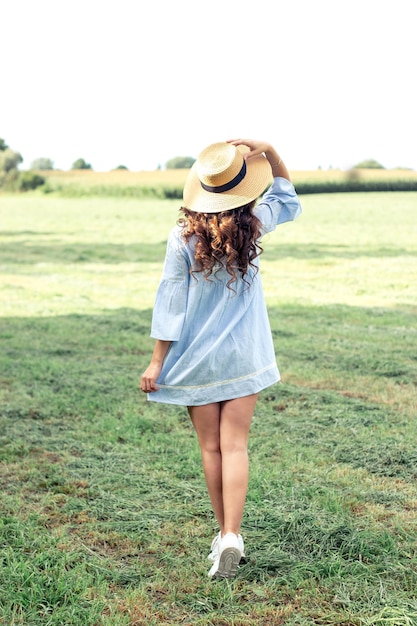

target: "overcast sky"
[1,0,416,172]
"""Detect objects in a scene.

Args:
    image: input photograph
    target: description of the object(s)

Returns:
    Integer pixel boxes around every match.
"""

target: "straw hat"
[182,142,272,213]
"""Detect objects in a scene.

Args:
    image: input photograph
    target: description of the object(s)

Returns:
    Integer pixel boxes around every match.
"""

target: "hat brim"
[182,145,272,213]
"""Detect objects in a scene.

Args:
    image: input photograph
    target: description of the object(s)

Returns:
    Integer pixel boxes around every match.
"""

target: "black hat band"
[200,161,247,193]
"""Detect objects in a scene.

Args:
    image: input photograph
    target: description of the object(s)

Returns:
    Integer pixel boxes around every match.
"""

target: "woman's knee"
[200,437,221,454]
[220,433,248,455]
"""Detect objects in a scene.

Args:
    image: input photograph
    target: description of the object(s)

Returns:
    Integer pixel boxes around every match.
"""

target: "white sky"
[1,0,416,172]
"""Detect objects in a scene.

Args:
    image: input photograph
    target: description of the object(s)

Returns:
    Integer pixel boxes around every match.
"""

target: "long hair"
[178,200,263,289]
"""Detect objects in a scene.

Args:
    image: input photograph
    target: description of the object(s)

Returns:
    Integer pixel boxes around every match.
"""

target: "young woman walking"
[141,138,302,578]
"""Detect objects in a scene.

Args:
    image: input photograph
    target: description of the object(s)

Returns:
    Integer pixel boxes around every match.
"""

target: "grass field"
[1,190,417,625]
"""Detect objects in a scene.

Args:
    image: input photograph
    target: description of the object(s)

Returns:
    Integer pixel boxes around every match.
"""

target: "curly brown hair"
[178,201,263,289]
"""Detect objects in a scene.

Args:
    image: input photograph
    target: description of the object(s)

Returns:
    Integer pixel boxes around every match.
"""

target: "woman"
[140,139,302,578]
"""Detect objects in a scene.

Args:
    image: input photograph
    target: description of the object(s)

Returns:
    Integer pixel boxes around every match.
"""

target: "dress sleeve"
[150,228,190,341]
[255,177,302,234]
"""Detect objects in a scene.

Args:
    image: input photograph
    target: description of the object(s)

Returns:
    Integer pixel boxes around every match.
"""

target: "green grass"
[1,191,417,625]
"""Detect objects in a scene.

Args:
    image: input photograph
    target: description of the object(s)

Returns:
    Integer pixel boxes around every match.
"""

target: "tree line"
[0,138,200,192]
[3,136,414,195]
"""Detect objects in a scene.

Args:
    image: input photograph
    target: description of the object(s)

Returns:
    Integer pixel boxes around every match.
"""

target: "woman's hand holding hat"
[227,138,291,181]
[227,139,272,160]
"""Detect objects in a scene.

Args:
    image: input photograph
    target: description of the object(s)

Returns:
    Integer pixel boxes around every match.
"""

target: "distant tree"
[0,148,23,173]
[113,165,128,170]
[354,159,384,169]
[165,156,195,169]
[72,158,92,170]
[0,139,24,190]
[31,157,54,170]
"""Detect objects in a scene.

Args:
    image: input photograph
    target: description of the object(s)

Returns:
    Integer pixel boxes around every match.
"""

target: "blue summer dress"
[147,177,302,406]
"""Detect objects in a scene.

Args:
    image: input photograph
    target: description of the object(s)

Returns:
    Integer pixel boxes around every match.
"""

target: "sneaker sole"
[208,554,248,565]
[212,547,241,579]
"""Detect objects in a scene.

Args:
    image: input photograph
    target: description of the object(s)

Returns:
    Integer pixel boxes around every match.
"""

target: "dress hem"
[146,367,280,406]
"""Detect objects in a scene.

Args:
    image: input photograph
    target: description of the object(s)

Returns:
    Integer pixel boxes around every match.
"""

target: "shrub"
[16,171,45,191]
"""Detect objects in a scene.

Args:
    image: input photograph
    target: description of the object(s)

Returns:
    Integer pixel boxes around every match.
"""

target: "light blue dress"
[148,177,302,406]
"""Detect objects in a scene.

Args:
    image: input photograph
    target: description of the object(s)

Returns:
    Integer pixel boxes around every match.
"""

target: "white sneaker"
[208,532,247,564]
[207,531,222,562]
[208,532,241,579]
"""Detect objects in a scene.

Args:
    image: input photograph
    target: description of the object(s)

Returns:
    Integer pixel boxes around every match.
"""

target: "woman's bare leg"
[188,393,258,536]
[188,402,224,529]
[219,394,258,535]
